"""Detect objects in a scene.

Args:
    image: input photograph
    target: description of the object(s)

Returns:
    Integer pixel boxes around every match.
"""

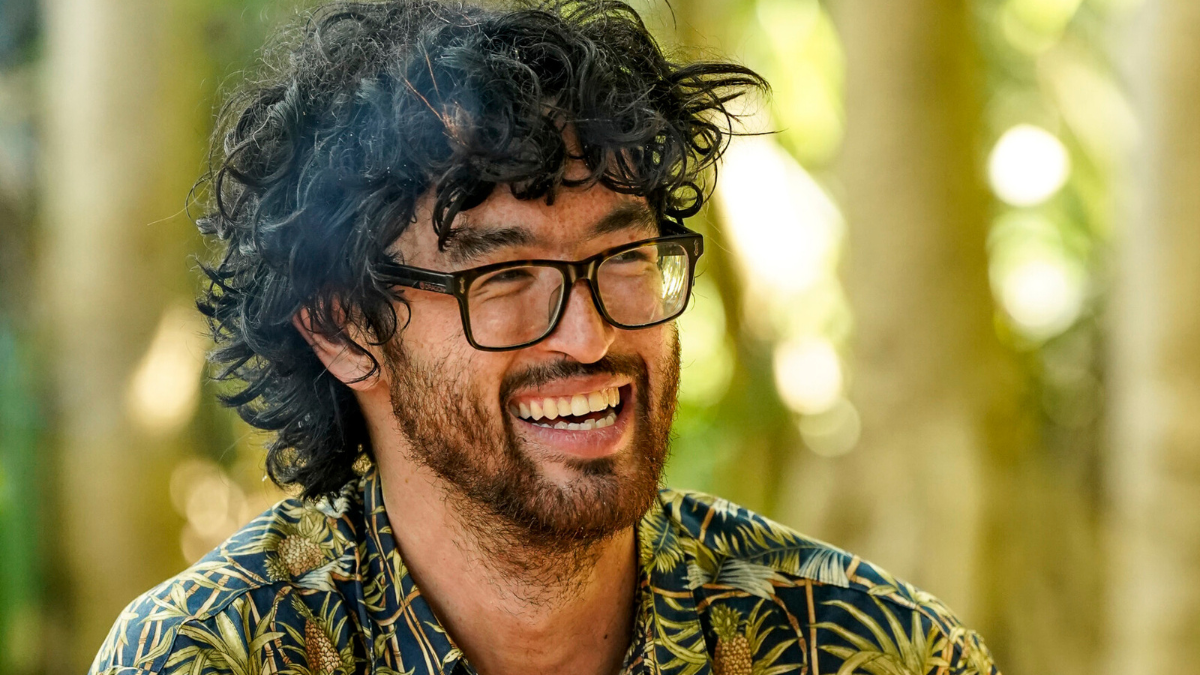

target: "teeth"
[529,410,617,431]
[587,391,606,412]
[511,387,625,423]
[571,394,589,417]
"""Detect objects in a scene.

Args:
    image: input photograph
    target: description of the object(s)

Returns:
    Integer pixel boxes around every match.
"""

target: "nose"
[538,280,615,363]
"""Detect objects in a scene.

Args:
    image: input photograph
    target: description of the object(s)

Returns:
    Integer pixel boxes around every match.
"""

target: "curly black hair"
[196,0,766,498]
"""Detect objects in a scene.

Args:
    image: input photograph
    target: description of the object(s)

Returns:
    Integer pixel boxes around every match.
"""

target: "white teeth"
[587,391,606,412]
[571,394,589,417]
[530,410,617,431]
[513,387,624,422]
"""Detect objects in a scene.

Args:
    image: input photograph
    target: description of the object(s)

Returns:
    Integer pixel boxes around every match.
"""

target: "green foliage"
[0,323,42,674]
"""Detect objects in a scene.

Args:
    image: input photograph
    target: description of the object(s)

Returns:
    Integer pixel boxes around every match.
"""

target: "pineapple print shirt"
[90,469,1000,675]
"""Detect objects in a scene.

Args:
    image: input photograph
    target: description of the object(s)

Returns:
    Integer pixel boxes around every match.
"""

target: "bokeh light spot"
[988,124,1071,207]
[717,136,842,296]
[126,304,207,435]
[998,257,1086,339]
[799,397,861,457]
[170,458,249,562]
[773,337,843,415]
[678,276,734,407]
[1009,0,1083,35]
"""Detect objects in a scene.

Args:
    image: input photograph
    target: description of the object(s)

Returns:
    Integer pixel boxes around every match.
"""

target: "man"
[91,1,999,674]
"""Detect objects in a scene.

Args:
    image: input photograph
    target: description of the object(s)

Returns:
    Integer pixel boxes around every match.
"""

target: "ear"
[292,307,384,392]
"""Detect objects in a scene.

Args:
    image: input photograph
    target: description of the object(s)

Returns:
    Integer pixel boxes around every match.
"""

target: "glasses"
[375,223,704,351]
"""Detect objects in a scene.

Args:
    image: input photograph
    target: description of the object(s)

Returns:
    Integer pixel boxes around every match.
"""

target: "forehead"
[396,183,656,268]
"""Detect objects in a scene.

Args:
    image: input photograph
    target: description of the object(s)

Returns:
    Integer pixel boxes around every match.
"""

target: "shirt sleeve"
[947,625,1002,675]
[88,592,182,675]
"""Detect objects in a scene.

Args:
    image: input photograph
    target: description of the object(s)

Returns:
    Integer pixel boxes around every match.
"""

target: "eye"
[471,267,540,299]
[481,268,535,285]
[609,248,656,264]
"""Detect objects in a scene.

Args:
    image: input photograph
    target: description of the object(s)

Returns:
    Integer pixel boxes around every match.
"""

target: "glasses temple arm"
[375,261,456,295]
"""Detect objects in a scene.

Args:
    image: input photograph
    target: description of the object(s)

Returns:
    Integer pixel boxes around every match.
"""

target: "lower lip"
[511,388,634,460]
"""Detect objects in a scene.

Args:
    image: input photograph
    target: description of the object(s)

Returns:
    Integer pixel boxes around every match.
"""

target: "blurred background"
[1,0,1198,672]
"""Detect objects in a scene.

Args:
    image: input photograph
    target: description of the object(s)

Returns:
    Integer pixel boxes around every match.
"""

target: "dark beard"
[382,334,680,585]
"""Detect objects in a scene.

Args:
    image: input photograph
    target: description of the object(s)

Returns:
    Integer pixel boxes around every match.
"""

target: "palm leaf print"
[744,600,798,675]
[91,476,997,675]
[687,554,782,599]
[729,520,851,588]
[641,505,687,573]
[815,598,949,675]
[171,596,284,675]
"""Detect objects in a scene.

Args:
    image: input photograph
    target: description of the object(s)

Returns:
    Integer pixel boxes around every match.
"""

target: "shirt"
[90,468,1000,675]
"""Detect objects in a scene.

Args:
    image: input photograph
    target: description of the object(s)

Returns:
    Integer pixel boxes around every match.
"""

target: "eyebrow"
[588,202,659,238]
[442,224,535,265]
[442,202,659,265]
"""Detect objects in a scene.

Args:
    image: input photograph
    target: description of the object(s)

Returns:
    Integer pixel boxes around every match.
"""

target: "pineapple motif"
[304,619,342,675]
[711,605,753,675]
[277,534,324,577]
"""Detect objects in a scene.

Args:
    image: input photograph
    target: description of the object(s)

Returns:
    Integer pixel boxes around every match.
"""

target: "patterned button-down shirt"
[90,469,999,675]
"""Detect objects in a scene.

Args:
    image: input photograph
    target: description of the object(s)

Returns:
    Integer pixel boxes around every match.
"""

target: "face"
[380,183,681,549]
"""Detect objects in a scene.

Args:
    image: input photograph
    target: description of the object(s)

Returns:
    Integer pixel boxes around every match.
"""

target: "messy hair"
[196,0,766,497]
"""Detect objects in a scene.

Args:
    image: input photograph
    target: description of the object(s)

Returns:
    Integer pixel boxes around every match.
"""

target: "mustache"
[499,354,646,402]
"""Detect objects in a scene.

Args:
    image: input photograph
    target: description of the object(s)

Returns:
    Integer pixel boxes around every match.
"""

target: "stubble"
[382,331,680,599]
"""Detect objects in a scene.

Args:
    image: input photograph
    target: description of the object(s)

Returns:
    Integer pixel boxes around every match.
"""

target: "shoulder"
[647,488,1000,675]
[89,486,362,675]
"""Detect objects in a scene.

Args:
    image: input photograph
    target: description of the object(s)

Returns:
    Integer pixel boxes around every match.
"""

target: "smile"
[508,387,623,431]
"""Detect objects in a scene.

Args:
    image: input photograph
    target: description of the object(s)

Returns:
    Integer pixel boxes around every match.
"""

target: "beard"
[381,332,680,571]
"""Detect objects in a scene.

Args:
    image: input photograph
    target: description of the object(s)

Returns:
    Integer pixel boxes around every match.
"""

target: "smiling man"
[90,2,999,674]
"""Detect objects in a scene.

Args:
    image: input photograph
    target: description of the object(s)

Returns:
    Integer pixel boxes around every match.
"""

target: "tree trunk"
[1109,0,1200,670]
[40,0,205,669]
[811,0,1025,635]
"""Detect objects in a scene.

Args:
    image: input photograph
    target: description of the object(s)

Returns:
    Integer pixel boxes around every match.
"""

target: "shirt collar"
[359,468,467,675]
[637,496,713,675]
[356,470,711,675]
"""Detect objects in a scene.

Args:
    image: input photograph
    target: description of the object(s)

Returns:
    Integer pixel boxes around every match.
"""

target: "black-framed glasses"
[375,222,704,351]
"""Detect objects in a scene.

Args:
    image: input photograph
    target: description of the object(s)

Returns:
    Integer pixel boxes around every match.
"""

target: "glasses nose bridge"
[560,259,602,298]
[556,259,605,318]
[560,258,598,285]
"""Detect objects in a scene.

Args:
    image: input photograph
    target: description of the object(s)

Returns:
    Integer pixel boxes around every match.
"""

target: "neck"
[376,455,640,675]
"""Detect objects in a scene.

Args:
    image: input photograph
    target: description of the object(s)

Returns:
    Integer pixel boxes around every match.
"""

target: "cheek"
[638,324,681,401]
[401,296,467,350]
[624,323,677,368]
[401,298,512,405]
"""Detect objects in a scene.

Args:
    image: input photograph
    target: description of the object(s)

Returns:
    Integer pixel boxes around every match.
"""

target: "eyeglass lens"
[464,241,691,348]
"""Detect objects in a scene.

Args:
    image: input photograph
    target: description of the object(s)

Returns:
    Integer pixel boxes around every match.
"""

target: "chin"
[509,445,663,543]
